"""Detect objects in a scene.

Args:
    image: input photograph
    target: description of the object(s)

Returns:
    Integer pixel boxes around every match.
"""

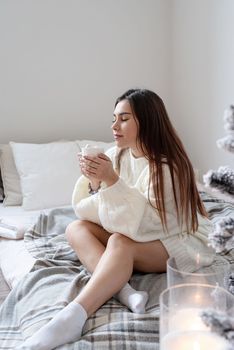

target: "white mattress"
[0,203,41,217]
[0,238,35,289]
[0,204,42,289]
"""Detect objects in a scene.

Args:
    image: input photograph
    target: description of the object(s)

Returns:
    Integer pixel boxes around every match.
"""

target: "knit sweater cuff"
[161,234,214,273]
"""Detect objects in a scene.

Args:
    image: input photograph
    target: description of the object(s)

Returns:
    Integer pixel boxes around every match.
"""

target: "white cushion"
[0,144,22,206]
[10,141,81,210]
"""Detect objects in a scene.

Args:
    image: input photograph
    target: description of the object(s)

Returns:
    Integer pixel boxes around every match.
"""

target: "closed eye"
[112,112,132,123]
[112,114,131,123]
[112,117,129,123]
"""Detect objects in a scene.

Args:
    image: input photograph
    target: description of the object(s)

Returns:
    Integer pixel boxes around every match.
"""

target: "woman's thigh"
[86,225,169,273]
[68,222,169,273]
[132,239,169,273]
[67,219,111,247]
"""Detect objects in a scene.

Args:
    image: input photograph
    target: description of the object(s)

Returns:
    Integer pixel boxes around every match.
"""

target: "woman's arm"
[98,164,175,238]
[98,177,148,237]
[72,147,117,223]
[72,175,101,225]
[72,175,90,209]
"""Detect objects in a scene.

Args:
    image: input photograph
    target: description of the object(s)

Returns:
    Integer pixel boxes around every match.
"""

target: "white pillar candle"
[161,330,230,350]
[168,307,209,332]
[159,284,233,350]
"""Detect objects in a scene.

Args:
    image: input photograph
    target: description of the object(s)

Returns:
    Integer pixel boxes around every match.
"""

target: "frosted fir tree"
[203,105,234,198]
[201,309,234,347]
[217,105,234,153]
[201,108,234,344]
[203,105,234,294]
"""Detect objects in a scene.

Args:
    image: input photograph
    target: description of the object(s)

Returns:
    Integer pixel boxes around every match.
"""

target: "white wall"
[1,0,233,177]
[170,0,234,177]
[0,0,170,143]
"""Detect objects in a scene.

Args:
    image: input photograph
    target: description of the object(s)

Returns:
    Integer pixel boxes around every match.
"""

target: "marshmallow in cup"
[81,144,104,157]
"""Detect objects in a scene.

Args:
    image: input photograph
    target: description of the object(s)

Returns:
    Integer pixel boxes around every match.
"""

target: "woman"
[18,89,212,350]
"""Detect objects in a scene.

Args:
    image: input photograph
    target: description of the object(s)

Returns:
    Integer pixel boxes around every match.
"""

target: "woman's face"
[112,99,143,157]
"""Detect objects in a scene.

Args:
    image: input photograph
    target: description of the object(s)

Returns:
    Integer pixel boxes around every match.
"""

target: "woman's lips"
[113,134,123,140]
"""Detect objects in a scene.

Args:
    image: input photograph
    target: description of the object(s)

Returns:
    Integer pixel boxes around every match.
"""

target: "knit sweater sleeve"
[71,147,117,225]
[71,175,100,224]
[72,147,173,238]
[98,177,148,236]
[98,162,174,238]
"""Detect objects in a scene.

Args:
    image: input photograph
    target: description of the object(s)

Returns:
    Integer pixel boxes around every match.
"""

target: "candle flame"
[196,253,200,267]
[194,293,201,303]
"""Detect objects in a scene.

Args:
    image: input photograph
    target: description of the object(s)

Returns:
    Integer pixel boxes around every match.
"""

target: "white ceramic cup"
[81,144,104,156]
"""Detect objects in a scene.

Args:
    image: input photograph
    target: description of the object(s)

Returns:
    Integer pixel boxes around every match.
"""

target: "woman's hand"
[79,153,119,187]
[78,153,100,190]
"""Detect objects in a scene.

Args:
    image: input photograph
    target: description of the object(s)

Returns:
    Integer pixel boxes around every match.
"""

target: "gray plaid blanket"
[0,192,233,349]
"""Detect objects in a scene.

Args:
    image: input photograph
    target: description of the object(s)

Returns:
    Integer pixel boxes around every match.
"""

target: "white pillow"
[0,144,23,206]
[10,141,81,210]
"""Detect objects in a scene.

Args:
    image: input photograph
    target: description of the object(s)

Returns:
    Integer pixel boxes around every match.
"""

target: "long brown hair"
[115,89,208,233]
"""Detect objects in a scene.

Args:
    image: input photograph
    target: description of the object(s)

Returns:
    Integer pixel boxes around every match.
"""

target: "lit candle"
[161,330,230,350]
[168,308,208,332]
[159,284,233,350]
[161,308,231,349]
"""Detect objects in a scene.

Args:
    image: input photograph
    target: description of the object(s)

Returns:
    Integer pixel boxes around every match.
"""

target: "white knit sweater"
[72,147,213,271]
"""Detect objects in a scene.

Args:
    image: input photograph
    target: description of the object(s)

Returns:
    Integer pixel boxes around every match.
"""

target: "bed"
[0,141,233,349]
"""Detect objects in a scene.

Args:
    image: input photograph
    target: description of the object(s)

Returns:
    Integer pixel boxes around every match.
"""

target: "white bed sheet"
[0,204,41,289]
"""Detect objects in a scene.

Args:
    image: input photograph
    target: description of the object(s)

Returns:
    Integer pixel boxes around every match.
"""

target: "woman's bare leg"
[65,220,110,272]
[66,220,148,313]
[74,231,134,315]
[65,220,168,276]
[73,232,169,315]
[18,227,168,350]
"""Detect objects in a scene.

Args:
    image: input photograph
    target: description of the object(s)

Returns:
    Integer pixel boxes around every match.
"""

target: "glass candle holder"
[160,284,233,350]
[167,255,230,288]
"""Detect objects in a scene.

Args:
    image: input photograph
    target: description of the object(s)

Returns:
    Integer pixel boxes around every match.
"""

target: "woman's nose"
[111,121,119,130]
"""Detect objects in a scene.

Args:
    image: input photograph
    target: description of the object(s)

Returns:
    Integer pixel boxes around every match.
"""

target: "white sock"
[115,283,148,313]
[16,301,87,350]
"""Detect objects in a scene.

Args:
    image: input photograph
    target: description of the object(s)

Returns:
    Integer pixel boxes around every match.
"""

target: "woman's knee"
[65,220,88,246]
[107,233,133,252]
